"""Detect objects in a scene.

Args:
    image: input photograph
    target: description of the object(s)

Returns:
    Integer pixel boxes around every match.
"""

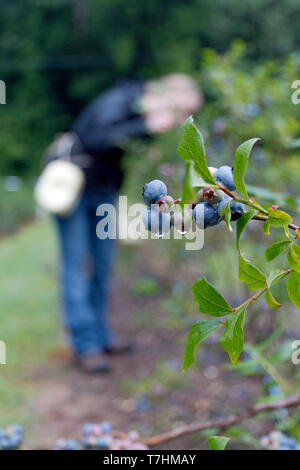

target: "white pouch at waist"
[34,159,85,217]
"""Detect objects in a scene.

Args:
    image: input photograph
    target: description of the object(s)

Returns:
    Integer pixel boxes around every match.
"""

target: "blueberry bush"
[142,116,300,372]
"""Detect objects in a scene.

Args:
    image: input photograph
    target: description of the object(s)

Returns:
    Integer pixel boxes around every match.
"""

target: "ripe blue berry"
[217,197,244,221]
[94,436,110,450]
[193,202,221,229]
[65,439,81,450]
[215,166,235,191]
[100,421,112,434]
[142,206,171,235]
[230,201,244,221]
[217,196,232,216]
[8,423,24,438]
[142,179,167,205]
[82,423,94,437]
[0,435,21,450]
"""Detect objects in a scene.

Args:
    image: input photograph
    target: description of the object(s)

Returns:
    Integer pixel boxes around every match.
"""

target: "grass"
[0,180,35,234]
[0,220,62,426]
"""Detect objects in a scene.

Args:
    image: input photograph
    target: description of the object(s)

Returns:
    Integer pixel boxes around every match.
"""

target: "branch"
[192,189,299,232]
[142,393,300,447]
[253,214,299,233]
[232,269,292,314]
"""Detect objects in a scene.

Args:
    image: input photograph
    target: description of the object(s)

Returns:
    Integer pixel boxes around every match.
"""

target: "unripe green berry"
[158,195,174,213]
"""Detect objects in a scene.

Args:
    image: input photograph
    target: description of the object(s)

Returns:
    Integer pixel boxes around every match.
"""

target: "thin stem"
[138,393,300,447]
[232,286,268,312]
[244,344,292,395]
[253,214,299,232]
[232,269,292,313]
[192,188,299,232]
[216,185,268,215]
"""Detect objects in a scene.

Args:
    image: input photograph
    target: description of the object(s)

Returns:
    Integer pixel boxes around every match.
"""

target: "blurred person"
[43,73,202,373]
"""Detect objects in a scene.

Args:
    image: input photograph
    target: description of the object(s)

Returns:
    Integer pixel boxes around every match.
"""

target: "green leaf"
[267,207,292,227]
[220,306,246,365]
[219,198,232,232]
[182,162,196,204]
[182,320,223,370]
[193,278,233,316]
[238,256,266,289]
[265,289,282,308]
[233,138,260,200]
[224,203,233,232]
[263,221,270,235]
[177,116,216,184]
[189,163,205,188]
[264,240,291,262]
[236,209,257,252]
[267,269,288,288]
[287,247,300,273]
[292,243,300,256]
[287,272,300,308]
[207,436,230,451]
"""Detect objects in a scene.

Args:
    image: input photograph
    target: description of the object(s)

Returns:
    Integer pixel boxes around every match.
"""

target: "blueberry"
[171,207,193,232]
[217,196,232,216]
[82,435,96,449]
[94,436,110,450]
[230,201,244,221]
[100,421,112,434]
[215,166,235,191]
[82,423,94,437]
[65,439,81,450]
[142,180,167,205]
[8,423,24,438]
[0,435,21,450]
[193,202,221,229]
[81,437,91,449]
[217,197,244,221]
[142,207,171,235]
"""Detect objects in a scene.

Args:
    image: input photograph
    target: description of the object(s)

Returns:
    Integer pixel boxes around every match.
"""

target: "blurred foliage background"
[1,0,300,177]
[1,0,300,232]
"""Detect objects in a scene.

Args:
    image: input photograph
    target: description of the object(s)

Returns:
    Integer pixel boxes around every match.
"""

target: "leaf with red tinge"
[267,207,292,227]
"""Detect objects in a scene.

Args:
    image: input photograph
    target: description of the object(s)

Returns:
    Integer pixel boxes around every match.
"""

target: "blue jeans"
[55,188,116,356]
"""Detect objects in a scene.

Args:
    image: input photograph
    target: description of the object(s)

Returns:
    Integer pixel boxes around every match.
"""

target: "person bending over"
[45,73,202,373]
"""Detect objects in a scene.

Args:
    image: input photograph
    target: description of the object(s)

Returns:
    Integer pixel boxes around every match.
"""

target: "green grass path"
[0,220,62,425]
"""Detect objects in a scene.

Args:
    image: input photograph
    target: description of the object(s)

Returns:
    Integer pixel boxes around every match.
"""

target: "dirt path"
[25,248,268,451]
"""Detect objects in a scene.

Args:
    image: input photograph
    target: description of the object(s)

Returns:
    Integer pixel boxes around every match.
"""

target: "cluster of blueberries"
[261,431,300,450]
[0,423,24,450]
[142,165,244,235]
[54,422,148,451]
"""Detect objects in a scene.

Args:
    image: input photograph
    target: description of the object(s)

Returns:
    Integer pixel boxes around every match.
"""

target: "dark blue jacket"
[72,80,147,190]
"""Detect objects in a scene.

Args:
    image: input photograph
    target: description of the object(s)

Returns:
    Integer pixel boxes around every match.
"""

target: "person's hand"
[145,109,177,133]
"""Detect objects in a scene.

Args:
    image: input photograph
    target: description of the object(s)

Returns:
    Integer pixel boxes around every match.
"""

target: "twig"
[232,269,292,314]
[232,286,268,313]
[216,185,299,232]
[142,393,300,447]
[253,214,299,232]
